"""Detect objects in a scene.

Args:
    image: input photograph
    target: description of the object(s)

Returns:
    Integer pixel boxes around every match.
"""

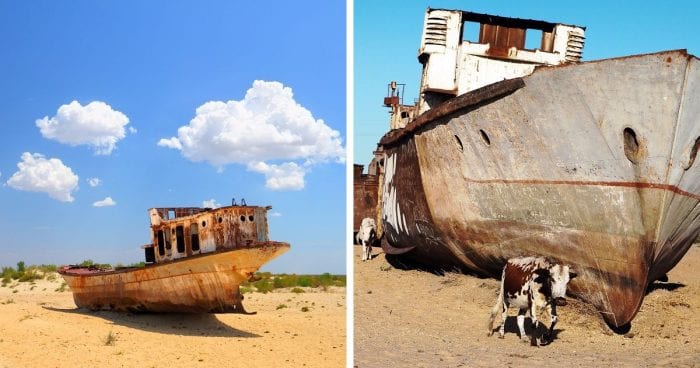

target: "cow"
[487,256,576,346]
[357,218,377,261]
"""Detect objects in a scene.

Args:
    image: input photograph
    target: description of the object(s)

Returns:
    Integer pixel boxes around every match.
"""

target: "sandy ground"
[0,278,345,368]
[354,244,700,367]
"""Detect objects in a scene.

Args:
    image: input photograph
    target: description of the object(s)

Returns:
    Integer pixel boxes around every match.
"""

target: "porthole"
[479,129,491,146]
[683,137,700,170]
[218,217,223,223]
[201,221,206,228]
[454,135,463,152]
[240,215,246,222]
[248,215,254,222]
[623,128,640,164]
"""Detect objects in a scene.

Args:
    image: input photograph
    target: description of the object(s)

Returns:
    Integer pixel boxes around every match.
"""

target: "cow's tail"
[487,269,505,336]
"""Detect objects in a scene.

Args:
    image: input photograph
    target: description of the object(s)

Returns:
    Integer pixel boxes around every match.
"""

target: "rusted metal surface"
[59,203,289,313]
[59,243,288,313]
[383,96,399,106]
[379,50,700,327]
[480,24,525,50]
[354,164,379,233]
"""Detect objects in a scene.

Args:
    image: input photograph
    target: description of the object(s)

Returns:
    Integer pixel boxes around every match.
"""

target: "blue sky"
[0,1,346,274]
[354,0,700,166]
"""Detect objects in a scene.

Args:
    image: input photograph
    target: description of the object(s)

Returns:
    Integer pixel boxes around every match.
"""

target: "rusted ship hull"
[379,50,700,327]
[59,242,289,313]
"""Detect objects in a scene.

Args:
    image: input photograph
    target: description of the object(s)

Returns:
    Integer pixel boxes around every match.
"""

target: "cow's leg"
[517,309,528,342]
[361,241,367,261]
[540,303,558,346]
[529,291,541,345]
[497,300,508,338]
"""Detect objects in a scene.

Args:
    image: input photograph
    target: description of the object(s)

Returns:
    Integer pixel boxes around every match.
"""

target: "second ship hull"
[379,50,700,327]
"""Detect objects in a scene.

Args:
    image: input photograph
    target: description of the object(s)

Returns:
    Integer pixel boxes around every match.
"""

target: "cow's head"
[549,264,576,299]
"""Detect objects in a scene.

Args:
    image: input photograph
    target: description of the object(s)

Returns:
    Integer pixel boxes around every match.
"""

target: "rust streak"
[462,177,700,200]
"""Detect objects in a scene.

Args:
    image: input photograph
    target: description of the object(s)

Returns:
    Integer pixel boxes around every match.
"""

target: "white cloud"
[93,197,116,207]
[157,137,182,150]
[202,199,222,208]
[87,177,102,187]
[6,152,79,202]
[247,161,305,191]
[158,80,344,190]
[129,126,137,134]
[36,100,130,155]
[269,211,282,217]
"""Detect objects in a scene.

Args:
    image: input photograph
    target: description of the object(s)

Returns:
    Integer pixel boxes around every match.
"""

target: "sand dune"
[0,278,345,368]
[355,245,700,367]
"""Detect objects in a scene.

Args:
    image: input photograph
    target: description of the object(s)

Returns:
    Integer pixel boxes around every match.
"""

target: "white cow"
[487,256,576,345]
[357,218,377,261]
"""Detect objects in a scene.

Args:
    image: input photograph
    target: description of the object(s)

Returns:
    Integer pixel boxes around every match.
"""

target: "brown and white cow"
[487,256,576,345]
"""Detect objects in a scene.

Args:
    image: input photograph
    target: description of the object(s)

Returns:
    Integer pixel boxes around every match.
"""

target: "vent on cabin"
[565,31,585,62]
[423,15,448,47]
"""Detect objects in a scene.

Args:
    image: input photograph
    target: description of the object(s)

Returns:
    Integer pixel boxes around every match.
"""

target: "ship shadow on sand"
[646,280,685,294]
[42,307,260,338]
[384,252,484,277]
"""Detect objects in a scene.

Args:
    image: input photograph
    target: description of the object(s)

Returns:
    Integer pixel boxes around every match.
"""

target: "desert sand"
[355,244,700,367]
[0,278,345,368]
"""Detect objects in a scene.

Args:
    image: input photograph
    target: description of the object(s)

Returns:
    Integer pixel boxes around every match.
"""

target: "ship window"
[145,246,155,263]
[623,128,640,164]
[525,29,543,50]
[168,210,175,220]
[164,229,172,250]
[462,21,480,43]
[248,215,254,222]
[218,217,223,223]
[176,226,185,253]
[191,224,200,252]
[157,230,165,256]
[479,129,491,146]
[240,215,246,222]
[684,137,700,170]
[202,220,206,227]
[454,135,463,152]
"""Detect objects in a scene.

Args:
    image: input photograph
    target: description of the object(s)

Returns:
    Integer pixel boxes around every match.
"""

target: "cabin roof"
[428,8,586,31]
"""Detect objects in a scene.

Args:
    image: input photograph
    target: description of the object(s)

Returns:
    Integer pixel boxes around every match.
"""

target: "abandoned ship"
[359,8,700,328]
[58,202,289,313]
